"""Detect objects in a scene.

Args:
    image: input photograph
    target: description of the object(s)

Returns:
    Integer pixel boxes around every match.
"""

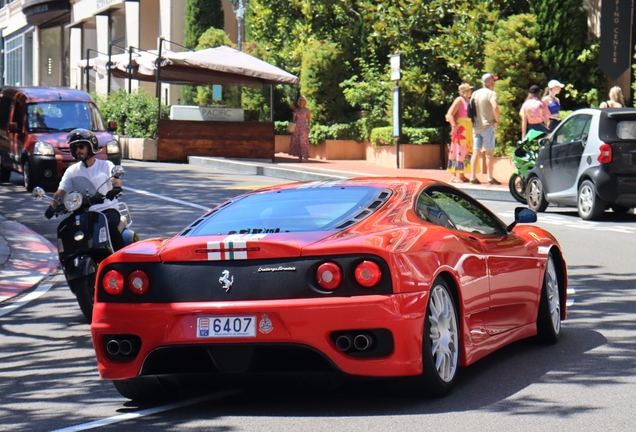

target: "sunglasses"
[71,143,88,150]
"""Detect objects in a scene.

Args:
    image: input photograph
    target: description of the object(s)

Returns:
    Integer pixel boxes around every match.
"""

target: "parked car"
[0,87,121,191]
[91,178,567,401]
[526,108,636,220]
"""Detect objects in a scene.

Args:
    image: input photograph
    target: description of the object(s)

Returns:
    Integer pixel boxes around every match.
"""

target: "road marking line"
[50,390,240,432]
[123,186,211,211]
[0,281,54,318]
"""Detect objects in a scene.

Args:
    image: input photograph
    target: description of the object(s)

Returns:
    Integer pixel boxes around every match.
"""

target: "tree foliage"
[184,0,225,49]
[485,13,544,153]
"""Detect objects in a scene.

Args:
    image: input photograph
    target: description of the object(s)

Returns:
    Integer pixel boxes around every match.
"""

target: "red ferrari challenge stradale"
[91,178,567,400]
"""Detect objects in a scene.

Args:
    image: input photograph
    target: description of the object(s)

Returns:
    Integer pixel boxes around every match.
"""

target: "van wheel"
[527,177,548,212]
[0,155,10,182]
[22,160,36,192]
[577,180,604,220]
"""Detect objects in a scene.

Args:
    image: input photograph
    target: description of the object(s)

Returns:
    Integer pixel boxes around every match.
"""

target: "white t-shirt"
[58,158,119,212]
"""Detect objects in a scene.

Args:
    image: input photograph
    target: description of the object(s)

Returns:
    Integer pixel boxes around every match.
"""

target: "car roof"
[0,86,94,103]
[255,177,438,193]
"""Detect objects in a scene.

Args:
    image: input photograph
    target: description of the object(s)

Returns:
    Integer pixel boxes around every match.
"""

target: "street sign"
[390,54,401,82]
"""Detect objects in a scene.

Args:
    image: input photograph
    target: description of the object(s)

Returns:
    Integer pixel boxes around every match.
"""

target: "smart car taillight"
[598,143,613,164]
[127,270,150,296]
[354,261,382,287]
[102,270,124,295]
[316,262,342,290]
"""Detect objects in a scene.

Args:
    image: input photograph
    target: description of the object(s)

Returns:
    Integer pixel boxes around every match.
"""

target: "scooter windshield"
[66,176,99,196]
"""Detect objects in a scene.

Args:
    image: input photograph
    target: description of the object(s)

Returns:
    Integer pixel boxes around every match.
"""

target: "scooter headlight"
[63,191,83,212]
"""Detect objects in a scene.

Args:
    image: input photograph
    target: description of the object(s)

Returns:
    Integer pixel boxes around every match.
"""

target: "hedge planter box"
[275,135,291,153]
[366,142,442,169]
[309,140,366,160]
[119,136,158,161]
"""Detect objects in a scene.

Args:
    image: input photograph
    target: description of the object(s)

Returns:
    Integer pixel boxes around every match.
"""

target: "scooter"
[509,129,546,204]
[33,165,138,322]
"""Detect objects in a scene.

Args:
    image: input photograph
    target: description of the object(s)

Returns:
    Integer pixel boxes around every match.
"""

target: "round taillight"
[102,270,124,295]
[354,260,382,287]
[316,262,342,290]
[127,270,150,296]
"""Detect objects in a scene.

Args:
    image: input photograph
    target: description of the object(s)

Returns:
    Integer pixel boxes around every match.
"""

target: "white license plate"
[196,316,256,338]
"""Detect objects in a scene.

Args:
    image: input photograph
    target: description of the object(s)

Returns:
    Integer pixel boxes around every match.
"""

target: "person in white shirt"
[45,128,125,251]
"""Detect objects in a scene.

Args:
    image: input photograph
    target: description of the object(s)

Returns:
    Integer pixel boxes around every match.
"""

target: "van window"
[0,97,13,129]
[616,121,636,139]
[26,102,106,132]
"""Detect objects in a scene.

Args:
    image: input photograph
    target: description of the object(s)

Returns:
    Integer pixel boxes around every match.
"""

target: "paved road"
[1,161,636,431]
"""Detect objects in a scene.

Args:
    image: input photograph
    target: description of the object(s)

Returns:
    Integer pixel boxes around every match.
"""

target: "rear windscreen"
[190,186,387,235]
[616,121,636,139]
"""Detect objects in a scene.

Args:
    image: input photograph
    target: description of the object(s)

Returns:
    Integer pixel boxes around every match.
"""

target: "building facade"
[1,0,237,105]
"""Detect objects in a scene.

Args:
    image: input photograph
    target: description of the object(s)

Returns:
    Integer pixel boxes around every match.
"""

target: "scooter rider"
[44,128,125,251]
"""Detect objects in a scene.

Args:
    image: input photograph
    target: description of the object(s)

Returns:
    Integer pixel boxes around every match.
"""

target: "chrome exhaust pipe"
[354,334,372,351]
[118,339,133,356]
[335,335,352,351]
[106,339,120,356]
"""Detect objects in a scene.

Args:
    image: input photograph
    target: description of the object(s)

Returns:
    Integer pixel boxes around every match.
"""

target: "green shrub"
[275,121,291,135]
[370,126,441,146]
[308,123,361,145]
[300,40,351,124]
[94,89,167,138]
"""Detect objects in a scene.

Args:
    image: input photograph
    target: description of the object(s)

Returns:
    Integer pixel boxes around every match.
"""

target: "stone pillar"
[125,0,140,92]
[96,14,110,95]
[69,27,83,90]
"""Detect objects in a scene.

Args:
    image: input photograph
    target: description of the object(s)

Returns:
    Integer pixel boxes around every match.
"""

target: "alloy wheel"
[428,284,459,383]
[545,256,561,334]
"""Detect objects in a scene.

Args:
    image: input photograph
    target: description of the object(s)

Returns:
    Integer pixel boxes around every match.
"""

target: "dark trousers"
[103,208,126,252]
[548,118,561,131]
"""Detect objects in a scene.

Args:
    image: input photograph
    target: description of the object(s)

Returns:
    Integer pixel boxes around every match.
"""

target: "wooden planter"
[366,142,443,169]
[309,140,366,160]
[118,136,158,161]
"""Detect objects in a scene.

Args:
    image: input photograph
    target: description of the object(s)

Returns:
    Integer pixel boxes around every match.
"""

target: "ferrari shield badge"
[259,314,273,334]
[529,232,541,243]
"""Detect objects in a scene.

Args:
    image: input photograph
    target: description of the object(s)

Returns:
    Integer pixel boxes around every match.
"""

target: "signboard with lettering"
[169,106,245,122]
[600,0,633,80]
[390,54,401,82]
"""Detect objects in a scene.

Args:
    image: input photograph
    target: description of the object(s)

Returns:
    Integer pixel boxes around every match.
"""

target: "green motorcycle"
[509,129,546,204]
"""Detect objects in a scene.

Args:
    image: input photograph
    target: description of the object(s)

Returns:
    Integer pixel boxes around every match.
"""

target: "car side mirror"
[506,207,537,232]
[7,122,19,133]
[538,138,550,147]
[107,120,117,132]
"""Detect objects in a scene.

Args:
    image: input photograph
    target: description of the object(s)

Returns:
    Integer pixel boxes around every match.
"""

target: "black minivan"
[0,87,121,191]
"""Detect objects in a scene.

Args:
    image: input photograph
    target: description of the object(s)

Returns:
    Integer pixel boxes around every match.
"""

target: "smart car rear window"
[190,186,388,235]
[616,121,636,139]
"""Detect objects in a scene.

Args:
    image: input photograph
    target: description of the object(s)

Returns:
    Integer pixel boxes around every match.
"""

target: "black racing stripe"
[97,254,392,303]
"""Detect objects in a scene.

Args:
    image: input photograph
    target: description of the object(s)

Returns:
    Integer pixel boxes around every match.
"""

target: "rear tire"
[536,254,561,344]
[0,154,11,182]
[22,159,36,192]
[113,376,180,402]
[72,273,96,323]
[577,180,605,220]
[526,177,548,212]
[508,174,527,204]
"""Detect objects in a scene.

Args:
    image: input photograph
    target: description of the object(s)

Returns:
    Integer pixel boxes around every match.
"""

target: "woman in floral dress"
[289,96,311,161]
[445,83,474,182]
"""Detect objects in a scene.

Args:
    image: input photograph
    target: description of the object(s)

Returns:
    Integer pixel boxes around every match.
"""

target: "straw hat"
[458,83,473,93]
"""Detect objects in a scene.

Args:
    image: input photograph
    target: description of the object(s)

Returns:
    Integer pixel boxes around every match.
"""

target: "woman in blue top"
[542,79,565,131]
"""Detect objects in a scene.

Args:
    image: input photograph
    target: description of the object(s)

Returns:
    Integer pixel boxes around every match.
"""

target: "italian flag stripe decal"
[206,234,266,261]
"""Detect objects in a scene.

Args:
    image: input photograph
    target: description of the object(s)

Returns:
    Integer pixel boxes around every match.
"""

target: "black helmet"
[67,128,99,160]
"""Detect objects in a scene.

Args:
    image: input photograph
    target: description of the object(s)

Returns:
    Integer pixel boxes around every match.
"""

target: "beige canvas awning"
[78,45,298,86]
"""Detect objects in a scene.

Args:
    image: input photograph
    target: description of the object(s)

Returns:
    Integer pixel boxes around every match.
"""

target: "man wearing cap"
[543,79,565,131]
[470,72,500,185]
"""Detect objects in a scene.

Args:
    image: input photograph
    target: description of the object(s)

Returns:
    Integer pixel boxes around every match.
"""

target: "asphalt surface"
[0,155,512,303]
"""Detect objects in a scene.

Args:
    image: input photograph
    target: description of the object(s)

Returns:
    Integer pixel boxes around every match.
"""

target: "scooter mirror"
[539,138,550,147]
[111,165,125,179]
[33,187,46,200]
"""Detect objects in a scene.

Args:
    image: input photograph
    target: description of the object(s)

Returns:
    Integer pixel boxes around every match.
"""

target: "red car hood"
[124,232,335,262]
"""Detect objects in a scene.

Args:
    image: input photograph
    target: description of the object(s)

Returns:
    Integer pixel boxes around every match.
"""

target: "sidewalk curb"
[188,156,515,202]
[0,215,59,303]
